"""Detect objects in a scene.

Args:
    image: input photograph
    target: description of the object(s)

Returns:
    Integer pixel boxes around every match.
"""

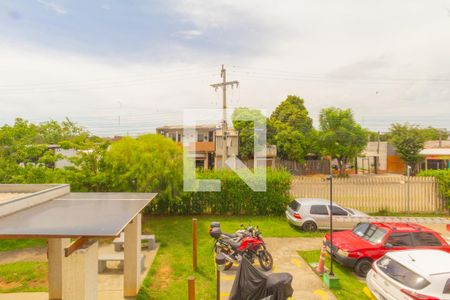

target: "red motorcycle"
[209,222,273,271]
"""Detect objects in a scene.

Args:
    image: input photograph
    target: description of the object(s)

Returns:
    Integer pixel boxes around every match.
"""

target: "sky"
[0,0,449,136]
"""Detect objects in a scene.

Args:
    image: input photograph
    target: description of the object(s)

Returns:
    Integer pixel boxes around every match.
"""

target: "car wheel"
[302,221,318,232]
[354,258,372,277]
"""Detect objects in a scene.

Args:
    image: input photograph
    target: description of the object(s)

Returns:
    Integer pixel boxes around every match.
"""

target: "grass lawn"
[0,261,48,293]
[138,215,324,300]
[0,239,46,252]
[298,250,372,300]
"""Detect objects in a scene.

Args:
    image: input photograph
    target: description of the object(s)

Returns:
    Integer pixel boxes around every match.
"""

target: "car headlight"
[337,249,349,257]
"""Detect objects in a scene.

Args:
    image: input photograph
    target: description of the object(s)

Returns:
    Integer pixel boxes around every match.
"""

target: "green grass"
[137,215,324,300]
[298,250,370,300]
[0,261,48,293]
[0,239,46,252]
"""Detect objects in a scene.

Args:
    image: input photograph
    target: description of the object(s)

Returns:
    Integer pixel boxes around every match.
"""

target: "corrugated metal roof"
[420,148,450,155]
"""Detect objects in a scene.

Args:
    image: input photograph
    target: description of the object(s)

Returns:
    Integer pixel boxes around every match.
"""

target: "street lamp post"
[324,174,340,289]
[328,174,334,276]
[215,253,226,300]
[407,165,411,212]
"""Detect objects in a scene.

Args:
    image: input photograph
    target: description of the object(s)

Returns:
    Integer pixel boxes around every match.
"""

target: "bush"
[178,169,292,216]
[417,169,450,208]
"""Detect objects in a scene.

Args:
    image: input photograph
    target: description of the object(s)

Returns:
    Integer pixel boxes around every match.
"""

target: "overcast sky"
[0,0,449,136]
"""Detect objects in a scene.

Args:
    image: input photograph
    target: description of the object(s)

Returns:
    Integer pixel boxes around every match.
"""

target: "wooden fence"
[291,176,444,213]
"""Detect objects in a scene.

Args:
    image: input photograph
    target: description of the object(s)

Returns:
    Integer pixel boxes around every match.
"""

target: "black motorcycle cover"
[229,258,294,300]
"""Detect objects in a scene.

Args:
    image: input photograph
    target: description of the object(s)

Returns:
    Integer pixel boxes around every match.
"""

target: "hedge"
[417,169,450,208]
[148,169,292,215]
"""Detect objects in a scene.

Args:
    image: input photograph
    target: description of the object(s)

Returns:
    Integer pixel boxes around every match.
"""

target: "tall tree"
[232,107,267,160]
[268,95,316,161]
[103,134,184,213]
[319,107,368,175]
[388,123,426,173]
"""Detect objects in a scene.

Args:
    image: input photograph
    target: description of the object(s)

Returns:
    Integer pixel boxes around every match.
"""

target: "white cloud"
[173,30,203,40]
[36,0,68,15]
[1,0,450,133]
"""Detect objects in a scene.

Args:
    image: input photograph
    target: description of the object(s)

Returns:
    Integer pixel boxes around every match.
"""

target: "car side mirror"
[384,243,394,248]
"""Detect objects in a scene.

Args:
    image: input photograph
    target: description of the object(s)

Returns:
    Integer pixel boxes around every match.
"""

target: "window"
[329,205,348,216]
[197,134,204,142]
[386,232,413,247]
[412,232,442,246]
[289,201,301,211]
[444,278,450,294]
[310,205,328,215]
[359,224,387,244]
[376,257,430,290]
[353,223,370,237]
[367,228,387,244]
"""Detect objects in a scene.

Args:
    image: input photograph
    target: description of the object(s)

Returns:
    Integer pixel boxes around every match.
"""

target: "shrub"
[417,169,450,208]
[180,169,292,216]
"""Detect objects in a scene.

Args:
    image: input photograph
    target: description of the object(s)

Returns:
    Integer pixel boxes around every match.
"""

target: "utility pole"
[210,65,239,169]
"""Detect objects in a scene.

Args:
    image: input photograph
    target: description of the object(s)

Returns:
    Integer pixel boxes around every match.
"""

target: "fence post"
[192,218,197,271]
[188,277,195,300]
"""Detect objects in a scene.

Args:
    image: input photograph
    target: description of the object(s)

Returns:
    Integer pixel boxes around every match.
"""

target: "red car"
[323,222,450,277]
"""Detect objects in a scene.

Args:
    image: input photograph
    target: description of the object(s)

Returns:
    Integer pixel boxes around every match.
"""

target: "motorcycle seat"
[222,232,239,238]
[228,239,242,249]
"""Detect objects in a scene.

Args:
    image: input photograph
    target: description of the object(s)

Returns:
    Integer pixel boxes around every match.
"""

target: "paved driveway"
[220,237,337,300]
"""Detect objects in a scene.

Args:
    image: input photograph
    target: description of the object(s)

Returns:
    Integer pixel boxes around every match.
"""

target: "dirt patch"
[150,257,172,291]
[0,248,46,265]
[0,279,21,290]
[27,278,47,289]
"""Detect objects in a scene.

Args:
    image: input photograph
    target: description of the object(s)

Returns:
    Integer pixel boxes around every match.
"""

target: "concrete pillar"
[48,238,70,300]
[62,240,98,300]
[204,154,209,170]
[124,213,142,297]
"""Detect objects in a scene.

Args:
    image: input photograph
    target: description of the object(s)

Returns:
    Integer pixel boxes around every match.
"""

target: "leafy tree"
[103,134,184,213]
[232,107,267,160]
[64,142,110,192]
[419,127,448,141]
[319,107,368,175]
[388,123,425,173]
[268,95,316,161]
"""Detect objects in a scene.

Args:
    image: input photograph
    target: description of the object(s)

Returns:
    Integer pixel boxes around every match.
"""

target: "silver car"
[285,198,368,231]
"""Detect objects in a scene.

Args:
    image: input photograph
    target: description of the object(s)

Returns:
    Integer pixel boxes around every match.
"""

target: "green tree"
[319,107,368,175]
[103,134,184,213]
[268,95,316,161]
[388,123,425,173]
[418,127,448,141]
[232,107,267,160]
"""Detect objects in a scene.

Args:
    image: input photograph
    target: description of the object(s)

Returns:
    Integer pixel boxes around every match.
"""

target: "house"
[419,140,450,170]
[357,141,404,174]
[156,124,276,170]
[214,128,239,169]
[156,124,217,169]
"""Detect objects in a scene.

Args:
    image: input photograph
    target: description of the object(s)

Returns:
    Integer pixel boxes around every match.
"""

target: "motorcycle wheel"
[215,245,234,271]
[258,249,273,271]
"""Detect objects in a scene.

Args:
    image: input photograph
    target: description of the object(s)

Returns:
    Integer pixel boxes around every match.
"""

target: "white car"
[367,249,450,300]
[285,198,368,231]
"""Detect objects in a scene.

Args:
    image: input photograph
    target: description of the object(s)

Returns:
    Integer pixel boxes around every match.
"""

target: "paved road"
[220,237,337,300]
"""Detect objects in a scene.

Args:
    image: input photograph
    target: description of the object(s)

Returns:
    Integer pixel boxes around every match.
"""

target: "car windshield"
[377,256,430,290]
[288,200,300,211]
[352,223,387,244]
[345,208,355,215]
